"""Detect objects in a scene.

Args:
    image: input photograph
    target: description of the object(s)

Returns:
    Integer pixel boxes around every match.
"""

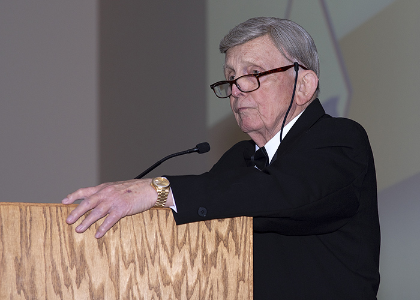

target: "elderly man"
[63,17,380,299]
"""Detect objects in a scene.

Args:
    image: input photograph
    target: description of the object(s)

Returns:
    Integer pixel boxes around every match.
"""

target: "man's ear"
[295,70,318,106]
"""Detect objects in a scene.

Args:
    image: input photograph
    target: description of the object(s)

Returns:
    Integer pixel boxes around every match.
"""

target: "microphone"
[134,142,210,179]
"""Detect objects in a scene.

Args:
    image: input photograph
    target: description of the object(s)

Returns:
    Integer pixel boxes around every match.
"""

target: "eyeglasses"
[210,64,307,98]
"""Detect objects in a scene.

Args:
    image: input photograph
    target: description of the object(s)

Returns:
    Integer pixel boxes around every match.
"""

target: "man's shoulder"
[317,115,368,136]
[305,115,371,150]
[303,99,368,136]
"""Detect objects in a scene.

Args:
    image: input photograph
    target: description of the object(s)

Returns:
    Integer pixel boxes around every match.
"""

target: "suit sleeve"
[166,118,376,236]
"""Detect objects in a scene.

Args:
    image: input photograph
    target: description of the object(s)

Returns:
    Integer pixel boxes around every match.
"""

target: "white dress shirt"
[256,111,303,163]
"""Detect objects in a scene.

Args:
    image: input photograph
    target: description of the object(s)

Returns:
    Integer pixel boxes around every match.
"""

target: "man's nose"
[231,83,242,97]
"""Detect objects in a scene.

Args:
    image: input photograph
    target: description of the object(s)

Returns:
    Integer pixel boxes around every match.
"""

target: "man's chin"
[238,124,261,137]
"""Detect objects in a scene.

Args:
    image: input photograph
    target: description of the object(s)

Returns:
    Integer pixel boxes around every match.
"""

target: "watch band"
[151,177,170,208]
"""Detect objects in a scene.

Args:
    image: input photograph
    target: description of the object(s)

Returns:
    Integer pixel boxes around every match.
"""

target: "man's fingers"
[66,196,99,225]
[62,186,102,205]
[62,179,153,238]
[74,206,125,239]
[74,205,108,233]
[94,214,122,239]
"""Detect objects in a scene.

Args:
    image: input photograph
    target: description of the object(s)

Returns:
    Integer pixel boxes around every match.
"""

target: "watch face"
[153,177,170,188]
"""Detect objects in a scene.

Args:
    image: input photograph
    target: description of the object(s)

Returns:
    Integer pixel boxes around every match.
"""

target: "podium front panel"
[0,202,253,299]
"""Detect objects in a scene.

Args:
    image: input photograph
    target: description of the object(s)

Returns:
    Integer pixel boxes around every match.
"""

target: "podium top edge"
[0,202,78,207]
[0,202,173,209]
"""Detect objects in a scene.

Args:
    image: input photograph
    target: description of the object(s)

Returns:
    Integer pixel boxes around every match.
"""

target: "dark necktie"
[248,146,269,170]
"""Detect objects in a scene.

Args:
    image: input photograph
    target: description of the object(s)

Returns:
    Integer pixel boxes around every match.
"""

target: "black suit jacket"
[166,99,380,299]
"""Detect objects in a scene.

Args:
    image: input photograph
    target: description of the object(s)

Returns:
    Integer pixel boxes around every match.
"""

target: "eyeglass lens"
[215,76,259,98]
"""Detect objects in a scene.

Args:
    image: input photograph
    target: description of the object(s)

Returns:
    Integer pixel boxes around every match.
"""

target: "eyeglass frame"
[210,63,307,98]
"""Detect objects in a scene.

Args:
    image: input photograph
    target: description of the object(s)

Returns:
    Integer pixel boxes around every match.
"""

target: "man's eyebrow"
[223,64,234,72]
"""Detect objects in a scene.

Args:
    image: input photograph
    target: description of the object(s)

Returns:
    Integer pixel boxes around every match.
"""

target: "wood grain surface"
[0,202,253,299]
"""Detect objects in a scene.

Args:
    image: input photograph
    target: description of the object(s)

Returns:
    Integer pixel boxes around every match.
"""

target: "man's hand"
[62,179,164,238]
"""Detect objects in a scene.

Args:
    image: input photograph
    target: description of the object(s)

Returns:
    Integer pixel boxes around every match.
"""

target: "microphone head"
[196,142,210,154]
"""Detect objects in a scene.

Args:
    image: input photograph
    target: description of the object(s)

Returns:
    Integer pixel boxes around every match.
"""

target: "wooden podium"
[0,202,253,299]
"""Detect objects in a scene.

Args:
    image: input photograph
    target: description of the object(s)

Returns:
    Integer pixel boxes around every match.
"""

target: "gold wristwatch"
[151,177,170,207]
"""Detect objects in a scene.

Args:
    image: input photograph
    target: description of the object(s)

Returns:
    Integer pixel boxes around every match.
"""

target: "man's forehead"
[224,36,286,70]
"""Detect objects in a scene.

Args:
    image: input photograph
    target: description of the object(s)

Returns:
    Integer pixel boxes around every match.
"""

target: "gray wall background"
[1,1,98,202]
[1,1,419,299]
[1,1,207,204]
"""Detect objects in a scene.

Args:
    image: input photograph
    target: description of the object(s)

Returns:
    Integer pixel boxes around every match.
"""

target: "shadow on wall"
[377,172,420,299]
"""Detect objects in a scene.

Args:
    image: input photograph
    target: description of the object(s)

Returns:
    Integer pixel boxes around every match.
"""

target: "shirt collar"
[255,110,304,163]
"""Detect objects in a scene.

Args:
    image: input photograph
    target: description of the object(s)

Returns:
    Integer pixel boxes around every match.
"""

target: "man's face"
[225,35,296,145]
